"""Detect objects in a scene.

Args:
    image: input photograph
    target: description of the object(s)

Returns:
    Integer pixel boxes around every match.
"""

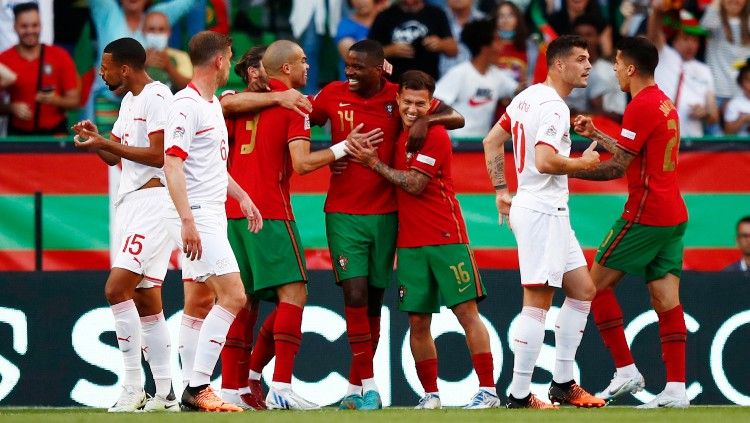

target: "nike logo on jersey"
[339,102,351,107]
[468,97,492,107]
[458,284,471,293]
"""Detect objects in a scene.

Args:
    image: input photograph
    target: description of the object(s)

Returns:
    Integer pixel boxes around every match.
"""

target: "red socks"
[369,315,381,352]
[415,358,439,393]
[249,309,276,374]
[658,304,687,382]
[221,308,250,389]
[471,352,495,388]
[592,288,635,367]
[272,302,303,383]
[345,306,374,381]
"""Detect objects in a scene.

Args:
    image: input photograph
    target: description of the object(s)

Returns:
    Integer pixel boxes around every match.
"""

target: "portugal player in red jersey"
[572,36,690,408]
[309,40,465,410]
[347,70,499,410]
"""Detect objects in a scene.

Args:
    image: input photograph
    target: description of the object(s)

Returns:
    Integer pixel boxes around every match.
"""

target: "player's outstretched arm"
[227,174,263,233]
[535,141,600,175]
[407,102,465,152]
[289,124,384,175]
[571,147,635,181]
[220,89,312,117]
[346,136,430,195]
[164,155,202,261]
[482,122,513,225]
[573,115,620,154]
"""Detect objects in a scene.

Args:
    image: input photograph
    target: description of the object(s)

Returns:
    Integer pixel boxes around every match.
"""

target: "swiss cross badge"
[337,255,348,271]
[398,285,407,302]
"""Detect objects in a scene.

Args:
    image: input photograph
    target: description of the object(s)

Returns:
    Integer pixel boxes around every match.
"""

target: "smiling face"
[344,50,382,94]
[14,9,41,49]
[396,88,431,127]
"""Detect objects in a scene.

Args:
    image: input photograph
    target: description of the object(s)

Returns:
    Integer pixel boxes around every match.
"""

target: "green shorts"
[326,212,397,289]
[595,218,687,282]
[396,244,486,313]
[227,218,307,301]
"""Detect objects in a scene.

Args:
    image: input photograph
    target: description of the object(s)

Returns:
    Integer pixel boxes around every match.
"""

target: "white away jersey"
[164,83,229,209]
[111,81,172,204]
[434,62,518,138]
[501,83,572,213]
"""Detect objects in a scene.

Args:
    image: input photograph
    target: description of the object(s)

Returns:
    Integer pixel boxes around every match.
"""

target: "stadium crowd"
[0,0,747,414]
[1,0,750,138]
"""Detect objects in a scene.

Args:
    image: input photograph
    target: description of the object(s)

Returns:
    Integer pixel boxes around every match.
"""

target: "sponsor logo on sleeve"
[544,125,557,137]
[304,114,310,130]
[621,128,636,140]
[416,154,436,166]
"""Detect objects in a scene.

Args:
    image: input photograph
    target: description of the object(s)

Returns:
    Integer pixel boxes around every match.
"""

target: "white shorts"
[112,187,173,288]
[166,205,239,283]
[509,205,587,288]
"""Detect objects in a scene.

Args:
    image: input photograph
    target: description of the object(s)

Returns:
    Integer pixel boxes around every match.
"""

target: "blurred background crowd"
[1,0,750,141]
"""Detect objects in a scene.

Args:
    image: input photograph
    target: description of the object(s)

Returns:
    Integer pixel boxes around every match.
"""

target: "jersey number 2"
[663,119,679,172]
[512,121,526,173]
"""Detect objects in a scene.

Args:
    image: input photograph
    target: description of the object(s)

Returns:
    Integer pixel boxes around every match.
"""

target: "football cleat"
[245,380,268,410]
[181,385,243,412]
[414,393,441,409]
[636,390,689,409]
[140,393,180,412]
[598,372,646,402]
[506,393,558,409]
[338,394,363,410]
[108,385,147,412]
[549,381,606,408]
[360,390,382,410]
[463,389,502,409]
[266,387,321,410]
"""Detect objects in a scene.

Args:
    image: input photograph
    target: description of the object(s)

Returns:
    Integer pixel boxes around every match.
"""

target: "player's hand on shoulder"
[276,88,311,116]
[580,141,600,169]
[406,117,429,153]
[181,220,202,261]
[573,115,595,138]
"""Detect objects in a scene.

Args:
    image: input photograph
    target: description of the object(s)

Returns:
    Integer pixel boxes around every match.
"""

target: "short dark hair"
[234,45,267,85]
[349,39,385,65]
[189,31,232,67]
[546,34,589,66]
[738,216,750,232]
[461,18,496,58]
[571,14,606,35]
[616,36,659,77]
[399,70,435,96]
[103,37,146,70]
[12,2,38,20]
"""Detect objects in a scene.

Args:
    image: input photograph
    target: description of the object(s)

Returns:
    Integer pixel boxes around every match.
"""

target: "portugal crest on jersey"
[337,255,348,271]
[398,285,407,302]
[385,102,395,116]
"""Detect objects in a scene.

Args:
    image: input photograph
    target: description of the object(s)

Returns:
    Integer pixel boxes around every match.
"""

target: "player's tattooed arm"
[572,147,635,181]
[483,122,513,225]
[371,162,431,195]
[573,114,619,154]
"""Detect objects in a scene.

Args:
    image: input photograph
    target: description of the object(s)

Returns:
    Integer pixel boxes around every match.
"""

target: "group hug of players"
[73,28,690,412]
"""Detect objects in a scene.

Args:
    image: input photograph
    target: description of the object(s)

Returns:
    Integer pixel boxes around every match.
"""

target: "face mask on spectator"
[498,30,515,40]
[144,33,169,50]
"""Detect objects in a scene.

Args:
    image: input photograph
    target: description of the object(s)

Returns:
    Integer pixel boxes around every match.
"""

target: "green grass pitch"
[1,406,749,422]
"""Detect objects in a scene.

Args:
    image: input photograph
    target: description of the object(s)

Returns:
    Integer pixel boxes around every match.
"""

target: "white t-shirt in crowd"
[566,58,626,116]
[700,5,750,99]
[724,94,750,136]
[111,81,172,204]
[434,61,517,138]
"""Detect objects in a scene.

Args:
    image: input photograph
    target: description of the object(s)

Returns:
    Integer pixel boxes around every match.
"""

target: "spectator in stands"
[0,2,79,135]
[547,0,613,57]
[619,0,650,36]
[439,0,486,76]
[143,11,192,92]
[335,0,387,80]
[434,18,517,138]
[168,0,206,48]
[0,0,52,52]
[566,14,626,122]
[290,0,344,94]
[649,4,719,137]
[493,1,537,86]
[723,58,750,134]
[724,216,750,273]
[368,0,458,80]
[700,0,750,108]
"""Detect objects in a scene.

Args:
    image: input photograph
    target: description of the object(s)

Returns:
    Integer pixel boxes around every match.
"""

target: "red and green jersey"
[617,85,688,226]
[394,125,468,248]
[225,79,310,220]
[310,80,401,214]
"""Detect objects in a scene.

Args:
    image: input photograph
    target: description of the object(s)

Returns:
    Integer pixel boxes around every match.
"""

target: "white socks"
[553,297,591,384]
[189,305,235,387]
[362,378,378,393]
[111,299,142,388]
[616,363,639,378]
[346,384,362,396]
[140,311,172,397]
[664,381,686,397]
[509,306,546,399]
[179,314,204,388]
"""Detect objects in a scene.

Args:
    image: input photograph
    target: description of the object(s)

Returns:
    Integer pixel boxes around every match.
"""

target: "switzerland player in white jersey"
[482,35,604,409]
[163,31,262,412]
[72,38,177,412]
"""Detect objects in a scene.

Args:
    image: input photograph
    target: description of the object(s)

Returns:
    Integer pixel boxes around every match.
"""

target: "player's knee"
[104,283,129,305]
[578,284,597,302]
[454,309,480,330]
[278,282,307,307]
[408,314,431,336]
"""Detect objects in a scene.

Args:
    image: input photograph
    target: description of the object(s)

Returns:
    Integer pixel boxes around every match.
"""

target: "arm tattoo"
[372,161,430,194]
[572,148,633,181]
[590,129,620,154]
[486,153,506,188]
